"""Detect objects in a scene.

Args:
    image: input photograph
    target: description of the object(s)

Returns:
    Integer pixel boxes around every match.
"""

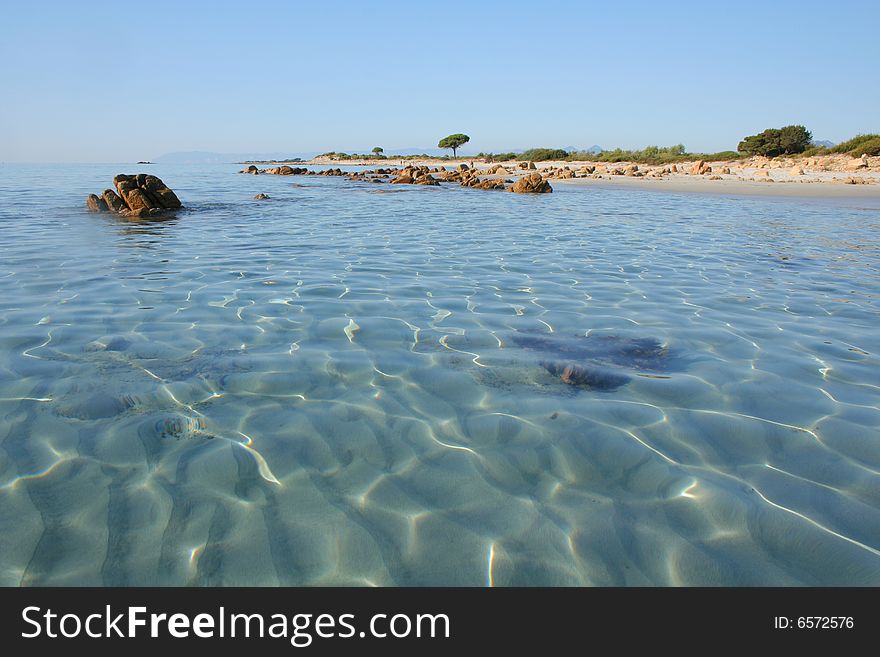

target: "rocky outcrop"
[390,166,440,185]
[241,165,310,175]
[510,173,552,194]
[690,160,711,175]
[462,177,506,190]
[254,193,270,200]
[86,174,181,218]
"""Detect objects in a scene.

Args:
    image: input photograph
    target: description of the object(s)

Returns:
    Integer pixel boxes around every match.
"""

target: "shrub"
[849,137,880,157]
[737,125,812,157]
[798,146,829,158]
[519,148,569,161]
[828,134,878,154]
[478,152,518,162]
[701,151,743,161]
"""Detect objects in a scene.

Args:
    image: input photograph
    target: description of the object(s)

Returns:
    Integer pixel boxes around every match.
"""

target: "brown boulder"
[142,175,182,209]
[465,178,506,190]
[510,173,552,193]
[690,160,710,175]
[86,194,109,212]
[114,174,162,211]
[89,174,181,217]
[102,189,129,214]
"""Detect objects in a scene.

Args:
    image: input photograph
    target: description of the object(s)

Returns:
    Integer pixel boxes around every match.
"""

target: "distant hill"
[562,145,604,154]
[156,151,317,164]
[811,140,835,148]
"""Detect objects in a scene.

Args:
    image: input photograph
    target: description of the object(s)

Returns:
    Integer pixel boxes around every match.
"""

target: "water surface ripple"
[1,163,879,585]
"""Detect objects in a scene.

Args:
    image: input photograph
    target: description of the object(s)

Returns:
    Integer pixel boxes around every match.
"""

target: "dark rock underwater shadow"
[459,330,689,394]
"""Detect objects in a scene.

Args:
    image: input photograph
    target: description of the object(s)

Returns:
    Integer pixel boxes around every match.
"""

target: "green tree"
[737,125,812,157]
[438,133,470,158]
[372,147,383,156]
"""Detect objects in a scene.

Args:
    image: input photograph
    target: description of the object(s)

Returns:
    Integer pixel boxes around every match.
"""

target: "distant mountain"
[156,151,317,164]
[811,140,835,148]
[561,145,604,154]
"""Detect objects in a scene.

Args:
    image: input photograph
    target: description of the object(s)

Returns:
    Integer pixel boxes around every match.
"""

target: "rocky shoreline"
[240,162,554,193]
[240,153,879,193]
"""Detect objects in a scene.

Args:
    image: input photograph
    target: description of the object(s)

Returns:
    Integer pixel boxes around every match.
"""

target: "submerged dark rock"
[539,361,630,391]
[511,333,669,371]
[508,331,674,392]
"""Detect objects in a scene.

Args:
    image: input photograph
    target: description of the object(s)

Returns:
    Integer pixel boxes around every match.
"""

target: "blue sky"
[1,0,877,162]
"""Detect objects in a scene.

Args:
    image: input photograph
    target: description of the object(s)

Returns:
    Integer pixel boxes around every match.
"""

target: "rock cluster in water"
[86,174,182,218]
[240,162,552,193]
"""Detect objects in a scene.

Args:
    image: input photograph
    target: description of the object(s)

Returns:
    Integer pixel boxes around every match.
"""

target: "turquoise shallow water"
[1,163,879,586]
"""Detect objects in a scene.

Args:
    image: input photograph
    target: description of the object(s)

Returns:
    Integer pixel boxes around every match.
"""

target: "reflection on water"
[0,163,879,586]
[114,215,180,248]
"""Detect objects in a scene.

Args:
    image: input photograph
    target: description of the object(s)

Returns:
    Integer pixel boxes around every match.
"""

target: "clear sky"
[1,0,877,162]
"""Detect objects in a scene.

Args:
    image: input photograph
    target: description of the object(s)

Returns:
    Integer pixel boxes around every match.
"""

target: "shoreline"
[553,175,880,203]
[241,154,880,201]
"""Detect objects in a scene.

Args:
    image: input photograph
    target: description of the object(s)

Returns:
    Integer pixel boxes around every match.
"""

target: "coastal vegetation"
[270,128,877,166]
[800,134,880,158]
[438,134,470,158]
[737,125,812,157]
[477,145,743,165]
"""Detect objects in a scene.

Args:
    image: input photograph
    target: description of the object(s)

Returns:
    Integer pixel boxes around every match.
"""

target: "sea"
[0,163,878,585]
